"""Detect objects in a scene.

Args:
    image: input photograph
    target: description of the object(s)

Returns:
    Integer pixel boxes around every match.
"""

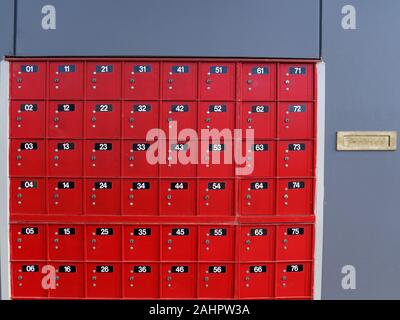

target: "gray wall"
[0,0,14,56]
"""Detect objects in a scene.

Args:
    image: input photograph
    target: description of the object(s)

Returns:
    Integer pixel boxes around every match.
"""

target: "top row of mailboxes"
[10,62,315,101]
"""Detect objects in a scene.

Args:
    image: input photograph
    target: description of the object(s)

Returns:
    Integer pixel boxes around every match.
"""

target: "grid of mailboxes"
[9,59,316,299]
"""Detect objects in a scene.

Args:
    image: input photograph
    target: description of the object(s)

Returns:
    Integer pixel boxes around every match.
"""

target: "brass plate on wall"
[336,131,397,151]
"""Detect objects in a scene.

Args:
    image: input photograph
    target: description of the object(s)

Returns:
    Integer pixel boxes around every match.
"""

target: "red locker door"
[10,178,46,215]
[86,263,122,298]
[49,62,84,99]
[198,226,235,261]
[10,225,46,260]
[86,62,121,99]
[123,263,159,298]
[47,179,83,215]
[159,180,196,216]
[161,62,197,100]
[161,225,197,261]
[9,101,45,138]
[241,141,276,177]
[161,264,196,298]
[276,179,314,215]
[277,141,314,177]
[160,140,197,178]
[9,139,46,177]
[239,179,275,215]
[47,102,84,138]
[48,225,84,261]
[122,101,159,139]
[86,226,122,261]
[122,140,158,177]
[84,179,121,215]
[239,102,276,139]
[279,63,314,101]
[240,63,276,101]
[198,141,234,178]
[85,101,121,138]
[123,62,159,100]
[276,225,313,261]
[11,62,46,99]
[238,263,274,299]
[121,179,158,215]
[199,62,235,100]
[275,262,312,298]
[277,102,314,139]
[50,263,85,298]
[198,264,235,299]
[47,140,83,177]
[84,140,121,177]
[239,225,275,262]
[198,102,235,132]
[123,225,160,261]
[160,101,198,133]
[11,262,47,298]
[198,179,234,216]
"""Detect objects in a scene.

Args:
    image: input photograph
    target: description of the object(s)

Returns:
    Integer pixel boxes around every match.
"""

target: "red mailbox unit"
[47,178,83,215]
[10,62,46,99]
[161,263,197,298]
[9,101,46,138]
[10,178,46,215]
[123,225,160,261]
[86,226,122,261]
[123,263,159,298]
[11,262,48,298]
[85,62,121,99]
[9,139,46,177]
[10,224,46,261]
[47,101,84,138]
[47,140,83,177]
[49,263,85,298]
[48,62,84,99]
[48,225,84,261]
[198,263,235,299]
[86,263,122,298]
[123,62,159,100]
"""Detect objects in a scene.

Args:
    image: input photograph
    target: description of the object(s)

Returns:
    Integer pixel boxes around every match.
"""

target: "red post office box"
[239,102,276,139]
[48,225,84,261]
[161,225,197,261]
[84,140,121,177]
[240,63,276,101]
[161,263,196,298]
[198,179,234,216]
[47,140,83,177]
[12,262,47,298]
[239,179,275,215]
[123,62,159,100]
[10,224,46,260]
[161,62,197,100]
[86,226,122,261]
[277,102,314,139]
[122,179,158,215]
[49,263,85,298]
[47,179,83,215]
[123,225,160,261]
[85,101,121,138]
[241,141,276,177]
[86,62,121,99]
[9,139,46,177]
[277,141,314,177]
[239,225,275,262]
[276,179,313,215]
[84,179,121,215]
[160,101,197,133]
[198,226,235,261]
[49,62,84,99]
[198,140,234,177]
[122,101,159,139]
[159,180,196,215]
[122,140,158,177]
[86,263,122,298]
[279,63,314,101]
[11,62,46,99]
[123,263,159,298]
[160,140,197,177]
[10,178,46,214]
[47,102,84,138]
[199,63,235,100]
[198,102,235,133]
[276,225,313,261]
[238,263,274,299]
[198,263,234,299]
[275,262,312,298]
[10,101,46,138]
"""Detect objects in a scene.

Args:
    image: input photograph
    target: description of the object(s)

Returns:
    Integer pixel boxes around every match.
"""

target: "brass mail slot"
[337,131,397,151]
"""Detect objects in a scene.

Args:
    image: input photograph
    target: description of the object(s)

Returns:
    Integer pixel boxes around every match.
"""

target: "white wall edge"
[313,61,325,300]
[0,59,10,300]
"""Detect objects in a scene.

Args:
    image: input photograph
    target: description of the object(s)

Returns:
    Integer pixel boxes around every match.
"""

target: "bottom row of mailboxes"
[12,262,312,299]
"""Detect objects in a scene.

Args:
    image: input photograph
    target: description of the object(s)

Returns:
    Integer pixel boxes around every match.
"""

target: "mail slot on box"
[276,225,313,261]
[47,140,83,177]
[11,263,47,298]
[198,264,235,299]
[277,141,314,177]
[240,141,276,177]
[239,102,276,139]
[48,225,84,261]
[161,226,197,261]
[86,62,121,99]
[11,62,46,99]
[160,140,197,177]
[279,64,314,101]
[199,63,235,101]
[85,101,121,138]
[161,264,196,299]
[277,102,314,139]
[123,226,160,261]
[198,179,234,216]
[240,63,276,101]
[86,263,122,298]
[10,101,45,138]
[49,62,84,99]
[239,179,275,215]
[161,101,198,133]
[84,179,121,215]
[275,262,312,298]
[47,102,84,139]
[84,140,121,177]
[198,141,234,177]
[276,179,313,215]
[122,140,158,177]
[86,226,122,261]
[10,178,46,215]
[199,226,235,261]
[123,263,159,299]
[122,179,158,215]
[9,140,46,177]
[239,225,275,262]
[122,102,159,139]
[238,263,274,299]
[198,102,235,132]
[123,62,159,100]
[10,225,46,260]
[47,179,83,215]
[159,180,196,216]
[49,263,85,298]
[162,63,197,100]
